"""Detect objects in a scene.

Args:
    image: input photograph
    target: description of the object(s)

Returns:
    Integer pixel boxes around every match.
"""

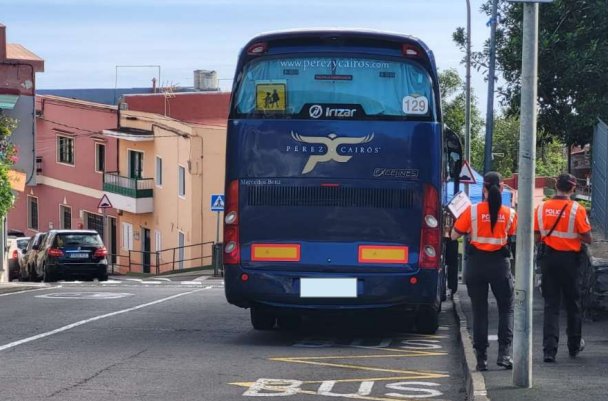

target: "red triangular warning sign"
[98,194,113,209]
[459,160,477,184]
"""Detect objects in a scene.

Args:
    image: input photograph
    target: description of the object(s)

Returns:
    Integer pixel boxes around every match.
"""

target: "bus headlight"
[424,215,438,228]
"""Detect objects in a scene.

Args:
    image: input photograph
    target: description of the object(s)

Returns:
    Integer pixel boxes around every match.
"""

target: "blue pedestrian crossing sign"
[211,194,225,211]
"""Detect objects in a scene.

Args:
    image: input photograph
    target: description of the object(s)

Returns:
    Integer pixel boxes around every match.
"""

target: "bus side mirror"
[444,127,463,180]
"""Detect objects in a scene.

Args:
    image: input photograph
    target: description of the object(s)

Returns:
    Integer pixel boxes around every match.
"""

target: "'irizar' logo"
[289,131,377,174]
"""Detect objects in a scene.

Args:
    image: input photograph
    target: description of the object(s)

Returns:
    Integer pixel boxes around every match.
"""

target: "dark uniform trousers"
[465,249,514,353]
[541,247,582,354]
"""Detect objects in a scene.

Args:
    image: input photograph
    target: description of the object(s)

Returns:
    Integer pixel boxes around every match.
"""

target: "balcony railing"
[103,171,153,198]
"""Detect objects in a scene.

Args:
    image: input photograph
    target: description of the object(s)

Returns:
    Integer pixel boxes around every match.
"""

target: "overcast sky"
[2,0,496,110]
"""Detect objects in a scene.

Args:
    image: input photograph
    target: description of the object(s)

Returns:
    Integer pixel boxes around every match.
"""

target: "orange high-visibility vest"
[454,202,517,252]
[534,199,591,252]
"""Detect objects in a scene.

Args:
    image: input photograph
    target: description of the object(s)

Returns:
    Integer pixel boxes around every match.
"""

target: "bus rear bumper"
[223,266,442,313]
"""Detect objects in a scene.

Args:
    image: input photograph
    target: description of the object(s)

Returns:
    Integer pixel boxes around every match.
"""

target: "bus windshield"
[234,55,435,120]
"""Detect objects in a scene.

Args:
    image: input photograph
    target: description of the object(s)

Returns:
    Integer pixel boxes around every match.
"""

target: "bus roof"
[239,28,438,80]
[243,28,433,57]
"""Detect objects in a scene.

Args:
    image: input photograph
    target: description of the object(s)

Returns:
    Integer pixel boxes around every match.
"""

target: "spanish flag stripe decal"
[251,244,301,262]
[358,245,408,264]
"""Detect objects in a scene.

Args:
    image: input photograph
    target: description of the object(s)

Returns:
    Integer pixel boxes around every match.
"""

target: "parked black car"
[20,232,47,281]
[34,230,108,282]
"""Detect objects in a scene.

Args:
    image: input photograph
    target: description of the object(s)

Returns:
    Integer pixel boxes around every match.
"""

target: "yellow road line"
[269,358,448,378]
[269,350,448,362]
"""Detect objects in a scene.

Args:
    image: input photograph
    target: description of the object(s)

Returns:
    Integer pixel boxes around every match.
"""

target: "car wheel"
[42,265,56,283]
[250,308,276,330]
[28,265,38,282]
[415,305,440,334]
[277,315,301,331]
[98,274,108,282]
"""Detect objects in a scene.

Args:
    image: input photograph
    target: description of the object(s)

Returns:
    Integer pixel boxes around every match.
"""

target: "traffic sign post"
[98,194,113,209]
[210,194,225,277]
[211,194,225,243]
[458,160,476,184]
[98,194,113,270]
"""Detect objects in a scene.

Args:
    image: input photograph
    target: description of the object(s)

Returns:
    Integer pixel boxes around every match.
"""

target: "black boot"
[475,350,488,371]
[497,345,513,369]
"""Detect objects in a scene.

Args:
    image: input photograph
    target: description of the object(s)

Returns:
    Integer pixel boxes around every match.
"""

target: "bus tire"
[277,314,301,331]
[250,308,276,330]
[415,305,439,334]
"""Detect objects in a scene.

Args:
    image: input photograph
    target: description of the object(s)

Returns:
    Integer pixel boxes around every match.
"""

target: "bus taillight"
[419,184,440,269]
[401,44,422,58]
[224,180,240,264]
[247,42,268,55]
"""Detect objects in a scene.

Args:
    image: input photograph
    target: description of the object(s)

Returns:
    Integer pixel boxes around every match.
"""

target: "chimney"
[0,24,6,61]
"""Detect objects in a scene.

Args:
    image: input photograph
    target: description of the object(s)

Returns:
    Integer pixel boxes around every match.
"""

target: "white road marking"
[0,288,204,352]
[36,292,134,300]
[0,286,54,297]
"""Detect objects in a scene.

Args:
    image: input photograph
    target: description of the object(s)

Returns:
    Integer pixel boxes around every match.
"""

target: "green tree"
[470,115,567,177]
[456,0,608,146]
[439,69,484,148]
[0,116,18,217]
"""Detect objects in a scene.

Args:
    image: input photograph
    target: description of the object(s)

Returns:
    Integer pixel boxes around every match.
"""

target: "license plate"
[69,253,88,258]
[300,278,357,298]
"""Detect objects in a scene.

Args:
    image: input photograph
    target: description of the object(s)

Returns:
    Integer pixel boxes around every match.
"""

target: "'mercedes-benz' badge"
[289,131,378,174]
[309,105,323,119]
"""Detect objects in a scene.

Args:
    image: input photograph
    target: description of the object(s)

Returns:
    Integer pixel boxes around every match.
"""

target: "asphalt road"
[0,282,466,401]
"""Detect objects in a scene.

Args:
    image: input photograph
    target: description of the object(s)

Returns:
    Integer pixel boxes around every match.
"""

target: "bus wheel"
[277,315,301,331]
[415,305,439,334]
[250,308,276,330]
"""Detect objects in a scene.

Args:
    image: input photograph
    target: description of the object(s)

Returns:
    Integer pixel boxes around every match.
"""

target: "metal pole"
[461,0,473,285]
[483,0,499,173]
[102,209,108,277]
[216,211,220,244]
[513,2,539,388]
[0,217,5,283]
[465,0,472,170]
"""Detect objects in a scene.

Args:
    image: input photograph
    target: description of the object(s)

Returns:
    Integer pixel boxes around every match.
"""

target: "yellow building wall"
[114,111,226,274]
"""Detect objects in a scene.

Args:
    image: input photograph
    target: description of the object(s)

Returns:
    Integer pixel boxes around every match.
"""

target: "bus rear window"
[234,56,434,120]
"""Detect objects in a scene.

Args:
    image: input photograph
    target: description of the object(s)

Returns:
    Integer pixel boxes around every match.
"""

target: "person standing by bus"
[535,173,592,363]
[451,172,517,371]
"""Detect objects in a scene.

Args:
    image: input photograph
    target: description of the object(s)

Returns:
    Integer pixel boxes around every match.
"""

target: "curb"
[452,293,490,401]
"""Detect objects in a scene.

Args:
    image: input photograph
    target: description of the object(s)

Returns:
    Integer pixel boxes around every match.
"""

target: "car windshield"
[55,234,103,247]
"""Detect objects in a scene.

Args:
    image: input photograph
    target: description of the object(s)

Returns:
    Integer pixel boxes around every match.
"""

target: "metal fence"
[591,120,608,238]
[110,241,215,275]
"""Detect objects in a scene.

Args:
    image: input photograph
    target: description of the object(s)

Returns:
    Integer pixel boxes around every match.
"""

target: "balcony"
[103,171,154,214]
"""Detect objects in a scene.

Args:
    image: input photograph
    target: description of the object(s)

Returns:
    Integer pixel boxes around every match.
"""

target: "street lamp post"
[483,0,499,174]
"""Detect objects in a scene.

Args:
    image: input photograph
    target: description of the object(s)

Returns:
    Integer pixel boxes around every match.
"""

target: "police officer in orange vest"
[451,172,517,371]
[535,173,592,362]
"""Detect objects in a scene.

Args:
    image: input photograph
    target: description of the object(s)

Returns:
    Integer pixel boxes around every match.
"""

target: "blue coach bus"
[223,29,463,333]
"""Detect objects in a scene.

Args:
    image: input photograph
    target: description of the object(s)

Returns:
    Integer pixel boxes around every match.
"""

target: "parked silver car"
[20,232,47,281]
[7,236,30,281]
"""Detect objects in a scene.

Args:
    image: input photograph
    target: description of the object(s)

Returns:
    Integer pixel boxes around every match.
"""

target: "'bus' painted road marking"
[0,288,204,352]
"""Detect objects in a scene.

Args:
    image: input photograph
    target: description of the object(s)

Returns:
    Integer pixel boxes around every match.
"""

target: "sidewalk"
[454,281,608,401]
